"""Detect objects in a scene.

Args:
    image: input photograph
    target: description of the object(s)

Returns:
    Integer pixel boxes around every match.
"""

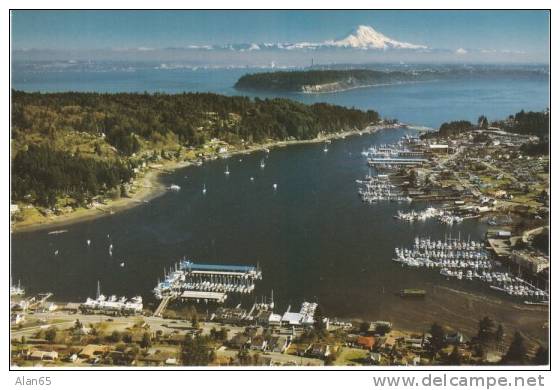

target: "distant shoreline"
[12,124,395,234]
[299,79,437,95]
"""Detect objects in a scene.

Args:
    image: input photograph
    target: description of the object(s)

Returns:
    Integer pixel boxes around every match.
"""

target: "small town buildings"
[511,250,550,273]
[28,350,58,361]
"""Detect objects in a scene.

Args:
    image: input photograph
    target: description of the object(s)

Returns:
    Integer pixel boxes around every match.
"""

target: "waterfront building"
[511,250,550,273]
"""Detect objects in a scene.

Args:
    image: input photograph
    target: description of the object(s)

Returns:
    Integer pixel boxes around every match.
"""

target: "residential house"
[307,343,331,359]
[356,336,376,351]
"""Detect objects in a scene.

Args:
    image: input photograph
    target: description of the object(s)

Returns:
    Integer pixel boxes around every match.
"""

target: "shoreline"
[12,124,393,234]
[300,79,437,95]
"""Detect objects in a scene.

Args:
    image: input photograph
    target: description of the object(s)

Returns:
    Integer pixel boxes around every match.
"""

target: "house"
[267,335,290,353]
[370,352,382,364]
[404,337,424,349]
[369,321,392,335]
[268,313,282,326]
[428,144,450,154]
[445,332,468,345]
[10,204,19,215]
[78,344,111,359]
[356,336,376,350]
[139,353,173,366]
[307,343,331,359]
[28,350,58,361]
[11,313,25,325]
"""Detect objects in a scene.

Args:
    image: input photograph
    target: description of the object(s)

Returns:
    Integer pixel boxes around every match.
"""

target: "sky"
[11,10,550,64]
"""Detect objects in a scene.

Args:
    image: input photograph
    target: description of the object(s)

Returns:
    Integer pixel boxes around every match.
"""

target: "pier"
[180,291,227,303]
[153,259,262,304]
[368,157,428,168]
[154,295,172,317]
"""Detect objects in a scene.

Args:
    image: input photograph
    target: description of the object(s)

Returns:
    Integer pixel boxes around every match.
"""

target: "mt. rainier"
[323,25,428,50]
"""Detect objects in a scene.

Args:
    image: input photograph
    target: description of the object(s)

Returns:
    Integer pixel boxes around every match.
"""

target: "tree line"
[423,110,549,140]
[11,90,380,208]
[235,69,424,92]
[12,90,380,153]
[12,144,133,208]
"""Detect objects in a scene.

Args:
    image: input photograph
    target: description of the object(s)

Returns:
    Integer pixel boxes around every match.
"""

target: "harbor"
[10,127,548,351]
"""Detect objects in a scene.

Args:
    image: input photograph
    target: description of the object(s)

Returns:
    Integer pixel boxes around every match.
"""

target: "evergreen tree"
[533,345,548,365]
[446,345,462,365]
[495,324,504,343]
[427,323,446,358]
[502,331,528,364]
[313,304,326,333]
[140,332,152,349]
[478,316,496,344]
[182,335,214,366]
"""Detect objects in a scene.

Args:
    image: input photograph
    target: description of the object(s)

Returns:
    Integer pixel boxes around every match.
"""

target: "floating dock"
[180,291,227,303]
[368,157,428,168]
[153,259,262,303]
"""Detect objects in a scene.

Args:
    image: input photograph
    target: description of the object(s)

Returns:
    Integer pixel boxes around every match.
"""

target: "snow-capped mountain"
[198,25,428,52]
[323,25,428,50]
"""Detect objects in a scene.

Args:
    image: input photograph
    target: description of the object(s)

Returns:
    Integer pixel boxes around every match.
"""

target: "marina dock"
[368,157,428,168]
[153,259,262,304]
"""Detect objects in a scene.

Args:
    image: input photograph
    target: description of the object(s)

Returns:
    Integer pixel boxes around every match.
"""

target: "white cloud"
[501,49,526,55]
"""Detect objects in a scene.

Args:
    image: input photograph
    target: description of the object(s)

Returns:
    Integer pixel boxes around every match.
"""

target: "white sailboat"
[202,184,207,195]
[260,159,266,169]
[224,165,230,175]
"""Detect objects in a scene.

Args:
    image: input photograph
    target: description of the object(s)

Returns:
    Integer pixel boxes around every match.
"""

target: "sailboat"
[260,159,266,169]
[224,165,230,175]
[323,144,329,153]
[202,184,207,195]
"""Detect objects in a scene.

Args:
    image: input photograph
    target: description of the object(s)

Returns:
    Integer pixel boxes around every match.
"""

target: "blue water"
[11,66,549,128]
[10,64,549,332]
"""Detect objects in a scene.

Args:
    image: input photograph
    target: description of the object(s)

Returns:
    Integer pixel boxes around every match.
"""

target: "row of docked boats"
[81,294,143,314]
[357,174,412,203]
[395,207,479,225]
[393,235,548,301]
[153,259,261,301]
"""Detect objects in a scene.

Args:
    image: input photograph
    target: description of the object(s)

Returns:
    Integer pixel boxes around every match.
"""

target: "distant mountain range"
[12,25,544,65]
[170,25,428,52]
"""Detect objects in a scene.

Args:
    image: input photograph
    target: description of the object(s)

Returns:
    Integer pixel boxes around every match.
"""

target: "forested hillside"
[11,90,380,208]
[234,69,423,92]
